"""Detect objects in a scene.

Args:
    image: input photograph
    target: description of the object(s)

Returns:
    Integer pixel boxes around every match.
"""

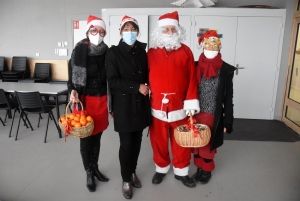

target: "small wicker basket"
[174,113,211,148]
[59,101,94,138]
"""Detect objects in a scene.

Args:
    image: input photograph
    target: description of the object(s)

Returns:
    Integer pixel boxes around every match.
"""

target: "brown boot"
[122,182,133,199]
[131,173,141,188]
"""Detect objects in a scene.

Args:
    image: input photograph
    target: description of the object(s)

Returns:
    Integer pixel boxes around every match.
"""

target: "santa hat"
[119,15,139,30]
[86,15,106,32]
[198,30,220,45]
[157,11,179,27]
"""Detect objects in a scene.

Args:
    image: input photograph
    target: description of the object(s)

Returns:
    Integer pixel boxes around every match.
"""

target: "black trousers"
[118,130,143,182]
[80,132,102,153]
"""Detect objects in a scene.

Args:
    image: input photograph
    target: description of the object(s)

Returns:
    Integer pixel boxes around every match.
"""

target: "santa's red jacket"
[148,44,200,122]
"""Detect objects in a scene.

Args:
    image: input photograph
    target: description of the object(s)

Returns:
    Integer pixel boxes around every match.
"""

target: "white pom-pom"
[159,112,165,118]
[162,98,169,104]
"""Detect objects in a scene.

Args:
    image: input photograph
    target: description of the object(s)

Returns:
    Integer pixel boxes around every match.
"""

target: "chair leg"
[24,113,33,131]
[4,110,8,122]
[17,109,29,128]
[38,114,41,127]
[9,109,17,137]
[44,113,51,143]
[50,112,60,134]
[0,117,5,126]
[15,111,23,141]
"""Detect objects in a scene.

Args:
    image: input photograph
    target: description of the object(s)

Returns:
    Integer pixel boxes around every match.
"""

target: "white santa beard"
[155,33,181,50]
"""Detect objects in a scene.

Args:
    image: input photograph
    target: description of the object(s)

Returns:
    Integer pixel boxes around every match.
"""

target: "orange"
[69,114,75,120]
[74,122,81,128]
[75,114,81,118]
[74,116,80,122]
[71,120,76,126]
[61,119,66,125]
[60,116,66,122]
[86,116,92,122]
[80,118,87,126]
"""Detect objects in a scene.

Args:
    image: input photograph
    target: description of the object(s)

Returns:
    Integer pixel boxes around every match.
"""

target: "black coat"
[106,39,151,132]
[210,62,236,151]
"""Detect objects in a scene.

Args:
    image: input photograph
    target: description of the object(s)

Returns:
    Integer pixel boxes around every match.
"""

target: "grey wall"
[0,0,296,120]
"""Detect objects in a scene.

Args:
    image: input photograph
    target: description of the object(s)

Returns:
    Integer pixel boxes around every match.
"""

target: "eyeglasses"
[89,28,106,37]
[162,27,177,34]
[203,38,221,51]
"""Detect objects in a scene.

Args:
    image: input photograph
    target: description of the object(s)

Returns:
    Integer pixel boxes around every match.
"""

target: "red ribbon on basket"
[64,122,73,142]
[186,117,201,138]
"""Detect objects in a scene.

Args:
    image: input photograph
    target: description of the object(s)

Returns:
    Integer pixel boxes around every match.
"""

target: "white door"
[234,17,283,119]
[194,16,238,64]
[106,15,148,49]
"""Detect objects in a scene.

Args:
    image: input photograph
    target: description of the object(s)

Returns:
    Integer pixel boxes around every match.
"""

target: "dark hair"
[120,22,139,34]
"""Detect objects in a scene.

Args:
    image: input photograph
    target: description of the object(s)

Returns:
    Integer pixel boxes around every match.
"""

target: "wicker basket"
[58,101,94,138]
[174,113,211,148]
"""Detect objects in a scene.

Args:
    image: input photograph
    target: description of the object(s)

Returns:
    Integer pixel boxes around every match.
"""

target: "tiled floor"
[0,106,300,201]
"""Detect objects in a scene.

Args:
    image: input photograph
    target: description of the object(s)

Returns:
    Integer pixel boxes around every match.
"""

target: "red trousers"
[193,112,216,172]
[149,116,191,176]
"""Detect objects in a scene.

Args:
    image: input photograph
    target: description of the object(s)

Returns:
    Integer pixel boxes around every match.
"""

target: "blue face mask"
[122,32,137,45]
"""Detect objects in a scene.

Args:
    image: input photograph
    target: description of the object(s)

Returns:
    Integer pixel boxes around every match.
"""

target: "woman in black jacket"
[106,16,151,199]
[191,30,236,184]
[67,15,109,192]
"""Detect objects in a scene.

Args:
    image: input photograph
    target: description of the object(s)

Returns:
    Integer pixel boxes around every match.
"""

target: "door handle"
[235,64,245,75]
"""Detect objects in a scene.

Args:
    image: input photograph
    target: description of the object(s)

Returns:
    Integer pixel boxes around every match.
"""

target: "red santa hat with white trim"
[119,15,139,30]
[157,11,179,27]
[86,15,106,32]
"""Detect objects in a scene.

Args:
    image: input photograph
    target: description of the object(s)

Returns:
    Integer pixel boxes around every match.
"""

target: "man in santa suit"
[147,11,200,188]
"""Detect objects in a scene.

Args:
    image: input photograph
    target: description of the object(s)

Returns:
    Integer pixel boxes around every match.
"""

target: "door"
[282,17,300,134]
[234,17,283,119]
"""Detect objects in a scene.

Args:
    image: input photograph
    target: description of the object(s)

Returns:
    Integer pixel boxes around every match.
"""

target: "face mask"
[122,32,137,45]
[89,34,103,46]
[204,49,219,59]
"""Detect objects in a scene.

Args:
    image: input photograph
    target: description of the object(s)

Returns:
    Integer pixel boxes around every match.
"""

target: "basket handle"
[65,100,84,120]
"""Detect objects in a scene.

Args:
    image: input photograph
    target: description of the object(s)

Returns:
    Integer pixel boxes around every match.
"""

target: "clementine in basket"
[80,118,87,126]
[86,116,92,122]
[60,116,66,122]
[74,116,80,122]
[74,122,81,128]
[69,114,75,120]
[71,120,76,127]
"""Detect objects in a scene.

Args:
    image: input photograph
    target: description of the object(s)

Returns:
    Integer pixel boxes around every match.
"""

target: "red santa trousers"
[193,112,216,172]
[73,95,109,135]
[150,116,191,176]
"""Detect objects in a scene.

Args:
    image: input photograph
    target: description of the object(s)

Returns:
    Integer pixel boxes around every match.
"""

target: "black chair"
[0,89,31,137]
[0,56,8,79]
[15,91,60,143]
[19,63,51,83]
[2,57,29,82]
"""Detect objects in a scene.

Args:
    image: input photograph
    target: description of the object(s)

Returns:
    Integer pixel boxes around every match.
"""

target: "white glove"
[185,110,195,116]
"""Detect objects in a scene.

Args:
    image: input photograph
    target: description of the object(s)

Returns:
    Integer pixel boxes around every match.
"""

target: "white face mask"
[204,49,218,59]
[89,34,103,46]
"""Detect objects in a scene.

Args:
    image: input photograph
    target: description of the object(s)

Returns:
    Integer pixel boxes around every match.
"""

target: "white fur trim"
[86,20,106,32]
[155,164,170,174]
[173,166,189,176]
[151,108,186,122]
[183,99,200,113]
[157,19,178,27]
[120,18,138,29]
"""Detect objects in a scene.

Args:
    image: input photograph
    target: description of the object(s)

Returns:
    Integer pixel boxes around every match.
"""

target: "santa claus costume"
[191,30,236,184]
[147,11,200,188]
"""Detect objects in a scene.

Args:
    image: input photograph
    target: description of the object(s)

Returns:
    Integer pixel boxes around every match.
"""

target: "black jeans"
[118,130,143,182]
[80,132,102,153]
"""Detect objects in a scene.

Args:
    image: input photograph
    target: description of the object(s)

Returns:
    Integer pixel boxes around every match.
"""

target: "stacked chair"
[0,56,8,80]
[1,56,29,82]
[19,63,51,83]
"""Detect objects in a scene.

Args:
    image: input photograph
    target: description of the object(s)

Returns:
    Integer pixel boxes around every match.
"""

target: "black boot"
[81,151,96,192]
[198,171,211,184]
[191,168,203,181]
[152,172,166,184]
[91,146,109,182]
[174,175,196,188]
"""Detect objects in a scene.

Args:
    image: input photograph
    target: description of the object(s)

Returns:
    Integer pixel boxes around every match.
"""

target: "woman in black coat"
[105,15,151,199]
[191,30,236,184]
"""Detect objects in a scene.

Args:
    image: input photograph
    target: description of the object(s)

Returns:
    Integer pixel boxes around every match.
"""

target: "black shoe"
[198,171,211,184]
[174,175,196,188]
[152,172,166,184]
[122,182,133,199]
[191,168,203,181]
[131,173,142,188]
[92,165,109,182]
